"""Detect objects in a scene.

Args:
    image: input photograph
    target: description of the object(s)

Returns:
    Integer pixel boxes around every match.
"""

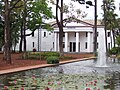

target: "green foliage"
[26,0,54,31]
[23,52,41,60]
[46,56,59,64]
[42,52,60,59]
[0,0,54,52]
[116,35,120,47]
[23,52,60,60]
[108,47,119,55]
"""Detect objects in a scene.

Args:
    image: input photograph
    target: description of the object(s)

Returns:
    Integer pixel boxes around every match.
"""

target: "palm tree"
[105,11,118,48]
[102,0,117,54]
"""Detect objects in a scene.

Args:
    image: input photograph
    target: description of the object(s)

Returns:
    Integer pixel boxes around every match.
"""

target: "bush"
[46,56,59,64]
[23,52,41,60]
[22,52,60,60]
[108,47,119,55]
[42,52,60,59]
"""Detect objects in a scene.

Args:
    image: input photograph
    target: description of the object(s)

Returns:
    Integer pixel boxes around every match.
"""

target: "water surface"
[0,59,120,90]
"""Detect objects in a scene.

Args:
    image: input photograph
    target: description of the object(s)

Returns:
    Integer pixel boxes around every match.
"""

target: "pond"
[0,58,120,90]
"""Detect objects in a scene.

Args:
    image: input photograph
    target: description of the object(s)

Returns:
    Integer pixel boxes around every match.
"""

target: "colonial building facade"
[15,20,113,53]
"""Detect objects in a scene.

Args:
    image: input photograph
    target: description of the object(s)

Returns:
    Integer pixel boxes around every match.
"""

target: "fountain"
[95,29,108,67]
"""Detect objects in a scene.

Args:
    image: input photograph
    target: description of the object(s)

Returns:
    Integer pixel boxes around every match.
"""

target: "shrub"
[22,52,60,60]
[26,52,41,60]
[46,56,59,64]
[42,52,60,59]
[108,47,119,55]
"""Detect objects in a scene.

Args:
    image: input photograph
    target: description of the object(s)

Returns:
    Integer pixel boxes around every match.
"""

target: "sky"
[49,0,120,20]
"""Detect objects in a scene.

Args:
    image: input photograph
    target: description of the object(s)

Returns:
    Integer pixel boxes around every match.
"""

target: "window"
[44,32,46,37]
[108,32,110,37]
[53,42,54,48]
[85,42,87,49]
[97,32,99,37]
[32,42,34,47]
[97,42,98,49]
[108,43,110,50]
[86,32,88,37]
[49,33,51,35]
[74,32,76,37]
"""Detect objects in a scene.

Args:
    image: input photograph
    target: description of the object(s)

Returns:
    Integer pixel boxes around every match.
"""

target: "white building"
[16,19,113,53]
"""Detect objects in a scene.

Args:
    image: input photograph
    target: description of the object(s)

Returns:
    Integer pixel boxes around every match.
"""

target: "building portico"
[54,31,93,53]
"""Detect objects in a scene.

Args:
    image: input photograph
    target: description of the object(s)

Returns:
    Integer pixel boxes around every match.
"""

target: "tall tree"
[3,0,23,63]
[18,0,53,52]
[56,0,64,55]
[50,0,87,55]
[0,16,4,51]
[1,0,53,63]
[102,0,117,51]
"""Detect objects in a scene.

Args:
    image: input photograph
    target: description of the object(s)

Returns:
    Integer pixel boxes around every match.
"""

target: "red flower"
[4,86,8,89]
[90,82,93,84]
[32,75,36,79]
[86,88,91,90]
[94,80,97,83]
[21,87,24,90]
[94,83,96,86]
[48,82,50,85]
[14,80,17,84]
[57,81,61,85]
[46,87,50,90]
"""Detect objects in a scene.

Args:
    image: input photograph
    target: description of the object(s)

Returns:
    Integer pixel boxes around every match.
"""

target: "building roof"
[49,18,103,28]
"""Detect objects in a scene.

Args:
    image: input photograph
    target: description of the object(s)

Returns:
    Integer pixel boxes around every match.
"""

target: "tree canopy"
[0,0,54,63]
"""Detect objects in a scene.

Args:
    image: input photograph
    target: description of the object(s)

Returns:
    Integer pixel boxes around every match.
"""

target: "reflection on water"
[0,59,120,90]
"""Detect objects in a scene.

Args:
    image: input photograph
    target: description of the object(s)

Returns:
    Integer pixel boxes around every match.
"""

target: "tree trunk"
[19,29,23,52]
[110,30,113,48]
[112,30,116,47]
[60,0,63,55]
[56,0,64,56]
[3,0,11,63]
[93,0,97,54]
[23,0,27,52]
[23,26,26,52]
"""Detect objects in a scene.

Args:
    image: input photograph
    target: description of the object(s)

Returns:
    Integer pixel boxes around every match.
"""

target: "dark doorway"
[69,42,76,52]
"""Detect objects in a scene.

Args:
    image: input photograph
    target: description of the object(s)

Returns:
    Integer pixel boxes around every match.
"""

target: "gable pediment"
[65,21,93,27]
[51,18,95,28]
[50,17,103,28]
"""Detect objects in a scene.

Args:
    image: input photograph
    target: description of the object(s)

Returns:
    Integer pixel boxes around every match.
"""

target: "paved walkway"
[0,57,95,75]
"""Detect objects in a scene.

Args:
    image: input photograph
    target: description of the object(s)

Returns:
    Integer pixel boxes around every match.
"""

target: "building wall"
[15,29,54,52]
[14,24,113,53]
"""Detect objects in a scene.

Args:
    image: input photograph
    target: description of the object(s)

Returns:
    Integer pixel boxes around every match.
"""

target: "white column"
[54,33,57,51]
[58,33,59,51]
[65,32,68,52]
[76,32,79,52]
[87,32,91,52]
